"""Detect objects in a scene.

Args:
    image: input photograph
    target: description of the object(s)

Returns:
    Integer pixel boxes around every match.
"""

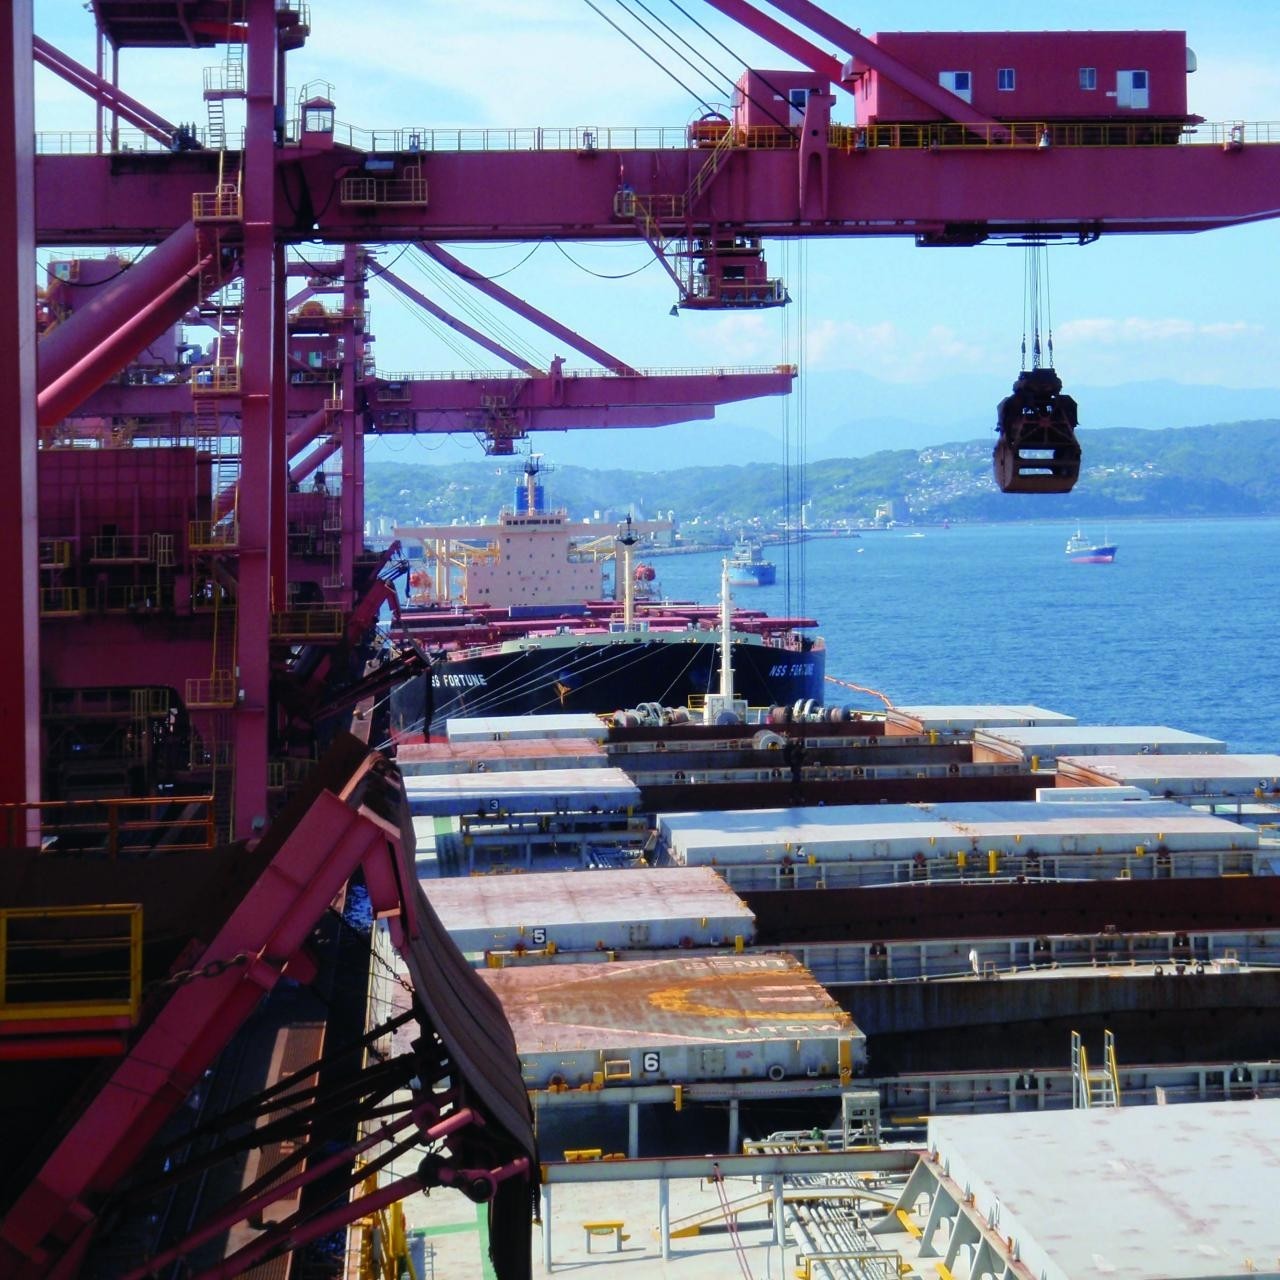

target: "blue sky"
[34,2,1280,464]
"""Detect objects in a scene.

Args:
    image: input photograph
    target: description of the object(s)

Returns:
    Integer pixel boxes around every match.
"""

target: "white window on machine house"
[997,67,1015,91]
[939,70,972,103]
[1116,69,1150,109]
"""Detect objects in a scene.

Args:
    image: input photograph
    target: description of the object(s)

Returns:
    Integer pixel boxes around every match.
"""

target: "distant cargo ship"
[1066,528,1118,563]
[727,536,777,586]
[388,459,823,740]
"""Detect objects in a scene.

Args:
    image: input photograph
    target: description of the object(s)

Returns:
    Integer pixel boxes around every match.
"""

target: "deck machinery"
[6,1,1280,1277]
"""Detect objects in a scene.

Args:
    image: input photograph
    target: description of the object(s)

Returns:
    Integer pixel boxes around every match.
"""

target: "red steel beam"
[0,783,391,1274]
[36,221,213,425]
[418,242,640,376]
[381,267,541,373]
[35,143,1280,245]
[32,34,182,148]
[0,1,40,821]
[339,244,363,594]
[706,0,1002,128]
[231,0,279,839]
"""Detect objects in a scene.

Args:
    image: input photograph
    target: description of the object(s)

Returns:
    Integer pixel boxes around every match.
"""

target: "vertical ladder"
[1072,1029,1121,1109]
[202,4,246,150]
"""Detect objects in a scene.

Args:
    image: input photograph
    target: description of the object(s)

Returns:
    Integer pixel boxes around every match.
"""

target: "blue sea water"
[650,517,1280,754]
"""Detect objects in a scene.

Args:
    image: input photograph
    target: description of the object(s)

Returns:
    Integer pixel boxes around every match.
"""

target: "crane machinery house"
[847,30,1198,141]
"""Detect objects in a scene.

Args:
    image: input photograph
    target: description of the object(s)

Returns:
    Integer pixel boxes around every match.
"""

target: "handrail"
[0,796,216,856]
[40,118,1280,158]
[0,903,143,1025]
[375,362,795,383]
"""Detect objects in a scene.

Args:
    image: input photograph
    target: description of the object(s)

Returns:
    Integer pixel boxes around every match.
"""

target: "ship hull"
[389,634,825,742]
[729,565,777,586]
[1068,545,1117,564]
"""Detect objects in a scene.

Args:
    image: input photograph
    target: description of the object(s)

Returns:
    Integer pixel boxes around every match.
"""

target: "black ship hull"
[389,633,825,742]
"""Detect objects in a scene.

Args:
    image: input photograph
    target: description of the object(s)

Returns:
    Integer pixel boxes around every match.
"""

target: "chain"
[161,951,252,989]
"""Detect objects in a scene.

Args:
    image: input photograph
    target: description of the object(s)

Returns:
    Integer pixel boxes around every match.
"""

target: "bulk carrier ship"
[388,458,824,740]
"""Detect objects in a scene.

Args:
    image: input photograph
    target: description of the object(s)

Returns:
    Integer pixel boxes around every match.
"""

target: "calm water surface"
[651,517,1280,753]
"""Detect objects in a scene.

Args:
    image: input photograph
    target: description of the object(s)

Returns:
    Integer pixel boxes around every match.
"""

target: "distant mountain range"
[366,418,1280,528]
[365,376,1280,472]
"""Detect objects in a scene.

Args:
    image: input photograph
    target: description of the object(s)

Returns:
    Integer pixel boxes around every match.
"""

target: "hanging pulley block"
[992,366,1081,494]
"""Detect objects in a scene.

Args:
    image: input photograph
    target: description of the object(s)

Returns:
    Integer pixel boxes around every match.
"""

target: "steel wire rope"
[44,241,157,287]
[418,239,546,282]
[795,240,808,621]
[431,632,663,721]
[551,241,661,279]
[412,628,705,732]
[609,0,805,135]
[606,0,737,105]
[580,0,720,115]
[660,0,806,135]
[406,246,549,369]
[379,284,487,370]
[406,248,547,364]
[781,241,794,622]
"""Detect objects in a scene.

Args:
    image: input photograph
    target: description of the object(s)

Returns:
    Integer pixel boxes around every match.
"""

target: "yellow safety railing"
[89,533,155,562]
[188,519,240,550]
[832,119,1200,151]
[192,181,243,222]
[350,1168,415,1280]
[185,671,237,709]
[271,608,345,639]
[39,586,88,617]
[38,539,72,569]
[0,904,143,1025]
[101,582,173,613]
[0,795,215,856]
[340,166,428,207]
[793,1251,904,1280]
[191,358,242,393]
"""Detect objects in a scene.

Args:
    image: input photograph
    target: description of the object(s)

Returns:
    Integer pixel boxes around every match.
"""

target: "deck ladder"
[1072,1029,1121,1109]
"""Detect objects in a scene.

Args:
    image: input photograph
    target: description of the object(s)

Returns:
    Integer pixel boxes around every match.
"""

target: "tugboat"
[727,535,777,586]
[386,457,823,740]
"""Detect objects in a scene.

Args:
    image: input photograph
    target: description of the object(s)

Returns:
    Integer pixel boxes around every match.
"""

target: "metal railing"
[0,904,143,1025]
[39,586,88,616]
[89,533,154,562]
[185,672,237,709]
[188,519,240,550]
[0,796,215,856]
[376,362,794,383]
[36,119,1280,159]
[271,607,345,639]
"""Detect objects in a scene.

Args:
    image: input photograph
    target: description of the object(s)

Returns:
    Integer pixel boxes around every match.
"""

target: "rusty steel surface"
[747,876,1280,945]
[422,866,751,933]
[886,704,1077,734]
[640,773,1040,812]
[397,738,607,770]
[973,724,1228,764]
[483,954,851,1053]
[1056,752,1280,792]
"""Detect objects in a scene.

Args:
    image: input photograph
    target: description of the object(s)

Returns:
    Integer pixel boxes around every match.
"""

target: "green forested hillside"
[364,420,1280,528]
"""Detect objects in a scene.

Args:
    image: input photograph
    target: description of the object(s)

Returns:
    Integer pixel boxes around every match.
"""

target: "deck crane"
[993,242,1082,494]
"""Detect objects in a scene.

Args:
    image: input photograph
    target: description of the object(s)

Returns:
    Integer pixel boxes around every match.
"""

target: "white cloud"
[1058,316,1261,344]
[804,318,994,380]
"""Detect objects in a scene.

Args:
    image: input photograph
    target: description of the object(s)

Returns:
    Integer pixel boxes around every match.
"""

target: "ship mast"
[617,514,638,631]
[718,555,734,702]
